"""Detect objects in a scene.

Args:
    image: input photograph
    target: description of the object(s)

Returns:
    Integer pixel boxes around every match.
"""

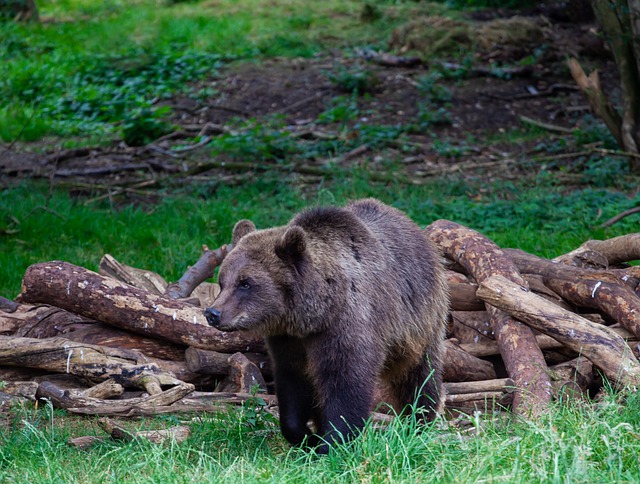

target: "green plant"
[317,95,360,124]
[325,64,379,95]
[121,106,173,146]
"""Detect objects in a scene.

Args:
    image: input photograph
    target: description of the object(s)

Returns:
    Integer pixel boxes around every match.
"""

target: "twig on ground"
[599,207,640,228]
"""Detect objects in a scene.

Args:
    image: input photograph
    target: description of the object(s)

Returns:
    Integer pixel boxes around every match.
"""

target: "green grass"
[0,0,451,143]
[2,175,638,299]
[2,389,640,482]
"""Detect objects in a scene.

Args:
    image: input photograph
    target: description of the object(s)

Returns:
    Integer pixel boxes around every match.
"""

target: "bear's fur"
[205,198,449,453]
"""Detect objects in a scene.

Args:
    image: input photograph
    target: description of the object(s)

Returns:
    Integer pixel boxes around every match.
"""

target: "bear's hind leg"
[391,355,442,422]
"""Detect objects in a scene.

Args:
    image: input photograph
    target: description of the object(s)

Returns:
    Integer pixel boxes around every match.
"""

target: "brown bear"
[205,198,449,453]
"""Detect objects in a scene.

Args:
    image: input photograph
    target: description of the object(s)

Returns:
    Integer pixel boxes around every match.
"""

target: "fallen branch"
[476,275,640,388]
[19,261,264,352]
[425,220,551,417]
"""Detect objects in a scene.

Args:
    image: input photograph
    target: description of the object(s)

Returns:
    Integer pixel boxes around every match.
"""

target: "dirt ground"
[0,9,618,195]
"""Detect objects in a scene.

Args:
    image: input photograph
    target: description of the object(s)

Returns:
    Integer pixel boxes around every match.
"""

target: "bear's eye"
[238,279,251,290]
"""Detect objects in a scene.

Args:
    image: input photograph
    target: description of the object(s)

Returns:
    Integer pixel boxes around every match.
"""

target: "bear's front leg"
[305,333,380,454]
[267,335,318,448]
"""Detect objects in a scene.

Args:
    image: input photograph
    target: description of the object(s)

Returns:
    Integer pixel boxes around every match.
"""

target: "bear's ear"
[232,220,256,246]
[275,226,307,269]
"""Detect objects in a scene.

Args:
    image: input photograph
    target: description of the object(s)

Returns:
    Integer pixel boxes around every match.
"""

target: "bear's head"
[204,219,308,335]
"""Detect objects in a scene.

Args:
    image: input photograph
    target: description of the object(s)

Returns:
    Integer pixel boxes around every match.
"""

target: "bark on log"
[99,254,168,295]
[97,417,191,444]
[444,378,514,395]
[0,335,182,393]
[164,245,229,300]
[185,347,272,378]
[476,275,640,388]
[557,234,640,266]
[425,220,551,416]
[215,353,268,393]
[443,340,497,382]
[506,249,640,337]
[0,381,39,400]
[19,261,265,352]
[450,311,494,343]
[37,380,195,414]
[448,282,485,311]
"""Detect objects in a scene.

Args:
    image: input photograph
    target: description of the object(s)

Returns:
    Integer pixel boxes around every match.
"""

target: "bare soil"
[0,12,619,195]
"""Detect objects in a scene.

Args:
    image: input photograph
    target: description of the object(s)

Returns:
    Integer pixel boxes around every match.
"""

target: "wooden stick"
[164,245,230,300]
[476,275,640,387]
[425,220,551,417]
[0,335,182,393]
[19,261,265,353]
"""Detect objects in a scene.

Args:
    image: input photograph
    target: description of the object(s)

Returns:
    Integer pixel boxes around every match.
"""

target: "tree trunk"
[0,335,184,393]
[476,275,640,388]
[19,261,264,353]
[425,220,551,417]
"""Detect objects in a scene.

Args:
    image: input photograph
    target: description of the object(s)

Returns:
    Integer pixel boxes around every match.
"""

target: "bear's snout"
[204,307,222,327]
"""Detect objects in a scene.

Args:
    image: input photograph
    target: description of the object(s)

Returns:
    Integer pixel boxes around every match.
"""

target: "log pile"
[1,222,639,423]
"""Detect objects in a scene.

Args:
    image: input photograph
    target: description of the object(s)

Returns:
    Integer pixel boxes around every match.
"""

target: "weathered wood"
[476,275,640,387]
[506,249,640,337]
[185,346,271,377]
[80,379,124,399]
[97,417,191,444]
[99,254,168,295]
[558,234,640,266]
[444,378,514,395]
[443,340,497,382]
[0,381,39,400]
[19,261,265,352]
[3,300,187,361]
[164,245,229,299]
[450,311,494,344]
[548,357,594,401]
[37,380,195,414]
[448,282,485,311]
[0,335,182,393]
[64,391,276,416]
[215,353,268,393]
[460,326,637,357]
[425,220,551,417]
[1,299,94,337]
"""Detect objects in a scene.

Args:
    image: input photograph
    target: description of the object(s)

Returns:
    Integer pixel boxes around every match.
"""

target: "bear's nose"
[204,307,222,327]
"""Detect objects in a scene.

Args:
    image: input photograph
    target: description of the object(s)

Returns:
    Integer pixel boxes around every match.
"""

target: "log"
[37,380,195,414]
[3,300,186,361]
[215,353,268,393]
[0,381,39,400]
[476,275,640,387]
[450,311,494,343]
[444,378,514,395]
[548,357,594,401]
[558,234,640,266]
[443,340,496,382]
[506,249,640,337]
[97,417,191,444]
[185,347,272,378]
[164,245,229,300]
[19,261,265,353]
[0,335,182,393]
[460,326,637,357]
[425,220,551,416]
[448,282,485,311]
[99,254,168,295]
[63,391,277,416]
